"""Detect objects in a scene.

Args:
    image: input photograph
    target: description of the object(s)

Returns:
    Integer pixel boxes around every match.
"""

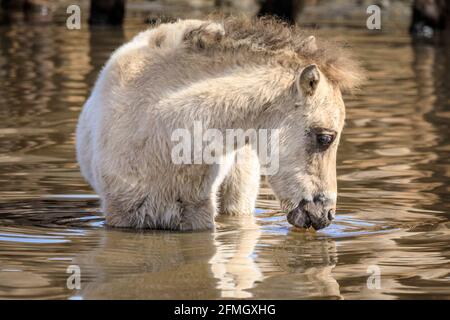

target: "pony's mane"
[183,15,365,92]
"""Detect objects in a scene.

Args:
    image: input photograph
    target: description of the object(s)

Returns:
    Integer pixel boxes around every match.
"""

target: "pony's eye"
[317,134,335,147]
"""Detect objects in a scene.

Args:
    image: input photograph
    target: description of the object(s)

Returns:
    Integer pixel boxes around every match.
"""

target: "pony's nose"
[298,198,335,230]
[287,196,336,230]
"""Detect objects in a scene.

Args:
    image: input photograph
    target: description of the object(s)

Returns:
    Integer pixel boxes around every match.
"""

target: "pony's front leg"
[179,197,217,231]
[218,146,260,216]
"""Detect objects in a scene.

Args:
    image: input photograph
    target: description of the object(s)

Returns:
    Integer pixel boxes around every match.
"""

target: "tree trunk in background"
[1,0,26,10]
[258,0,305,25]
[0,0,54,23]
[410,0,450,39]
[89,0,125,25]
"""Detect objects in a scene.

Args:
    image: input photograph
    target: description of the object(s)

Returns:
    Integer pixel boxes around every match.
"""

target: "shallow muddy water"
[0,12,449,299]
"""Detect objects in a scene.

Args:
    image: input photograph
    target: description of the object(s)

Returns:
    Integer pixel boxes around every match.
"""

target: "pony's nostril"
[304,211,311,227]
[327,209,335,221]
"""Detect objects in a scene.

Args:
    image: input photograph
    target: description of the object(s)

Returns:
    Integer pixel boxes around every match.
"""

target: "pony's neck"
[161,65,294,132]
[198,66,294,131]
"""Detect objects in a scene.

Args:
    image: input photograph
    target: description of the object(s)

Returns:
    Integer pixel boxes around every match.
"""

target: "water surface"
[0,14,449,299]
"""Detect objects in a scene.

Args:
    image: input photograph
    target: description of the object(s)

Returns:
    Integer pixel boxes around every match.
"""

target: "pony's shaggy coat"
[181,17,364,91]
[76,17,364,230]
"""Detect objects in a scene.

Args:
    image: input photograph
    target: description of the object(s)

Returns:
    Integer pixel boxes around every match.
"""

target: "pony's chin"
[287,207,311,229]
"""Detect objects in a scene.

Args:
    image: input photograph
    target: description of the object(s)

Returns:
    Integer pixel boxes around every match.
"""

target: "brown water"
[0,14,449,299]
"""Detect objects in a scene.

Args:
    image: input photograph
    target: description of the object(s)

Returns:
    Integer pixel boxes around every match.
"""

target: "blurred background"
[0,0,449,36]
[0,1,448,300]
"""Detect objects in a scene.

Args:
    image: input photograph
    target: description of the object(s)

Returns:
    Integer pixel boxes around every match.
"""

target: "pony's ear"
[303,36,318,52]
[296,64,320,96]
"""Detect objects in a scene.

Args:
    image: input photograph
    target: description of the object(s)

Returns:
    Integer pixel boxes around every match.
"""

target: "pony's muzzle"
[287,197,335,230]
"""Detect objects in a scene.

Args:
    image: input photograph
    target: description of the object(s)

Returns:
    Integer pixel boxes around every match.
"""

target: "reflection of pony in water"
[71,228,219,299]
[69,215,341,299]
[210,215,263,298]
[255,232,341,299]
[71,216,263,299]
